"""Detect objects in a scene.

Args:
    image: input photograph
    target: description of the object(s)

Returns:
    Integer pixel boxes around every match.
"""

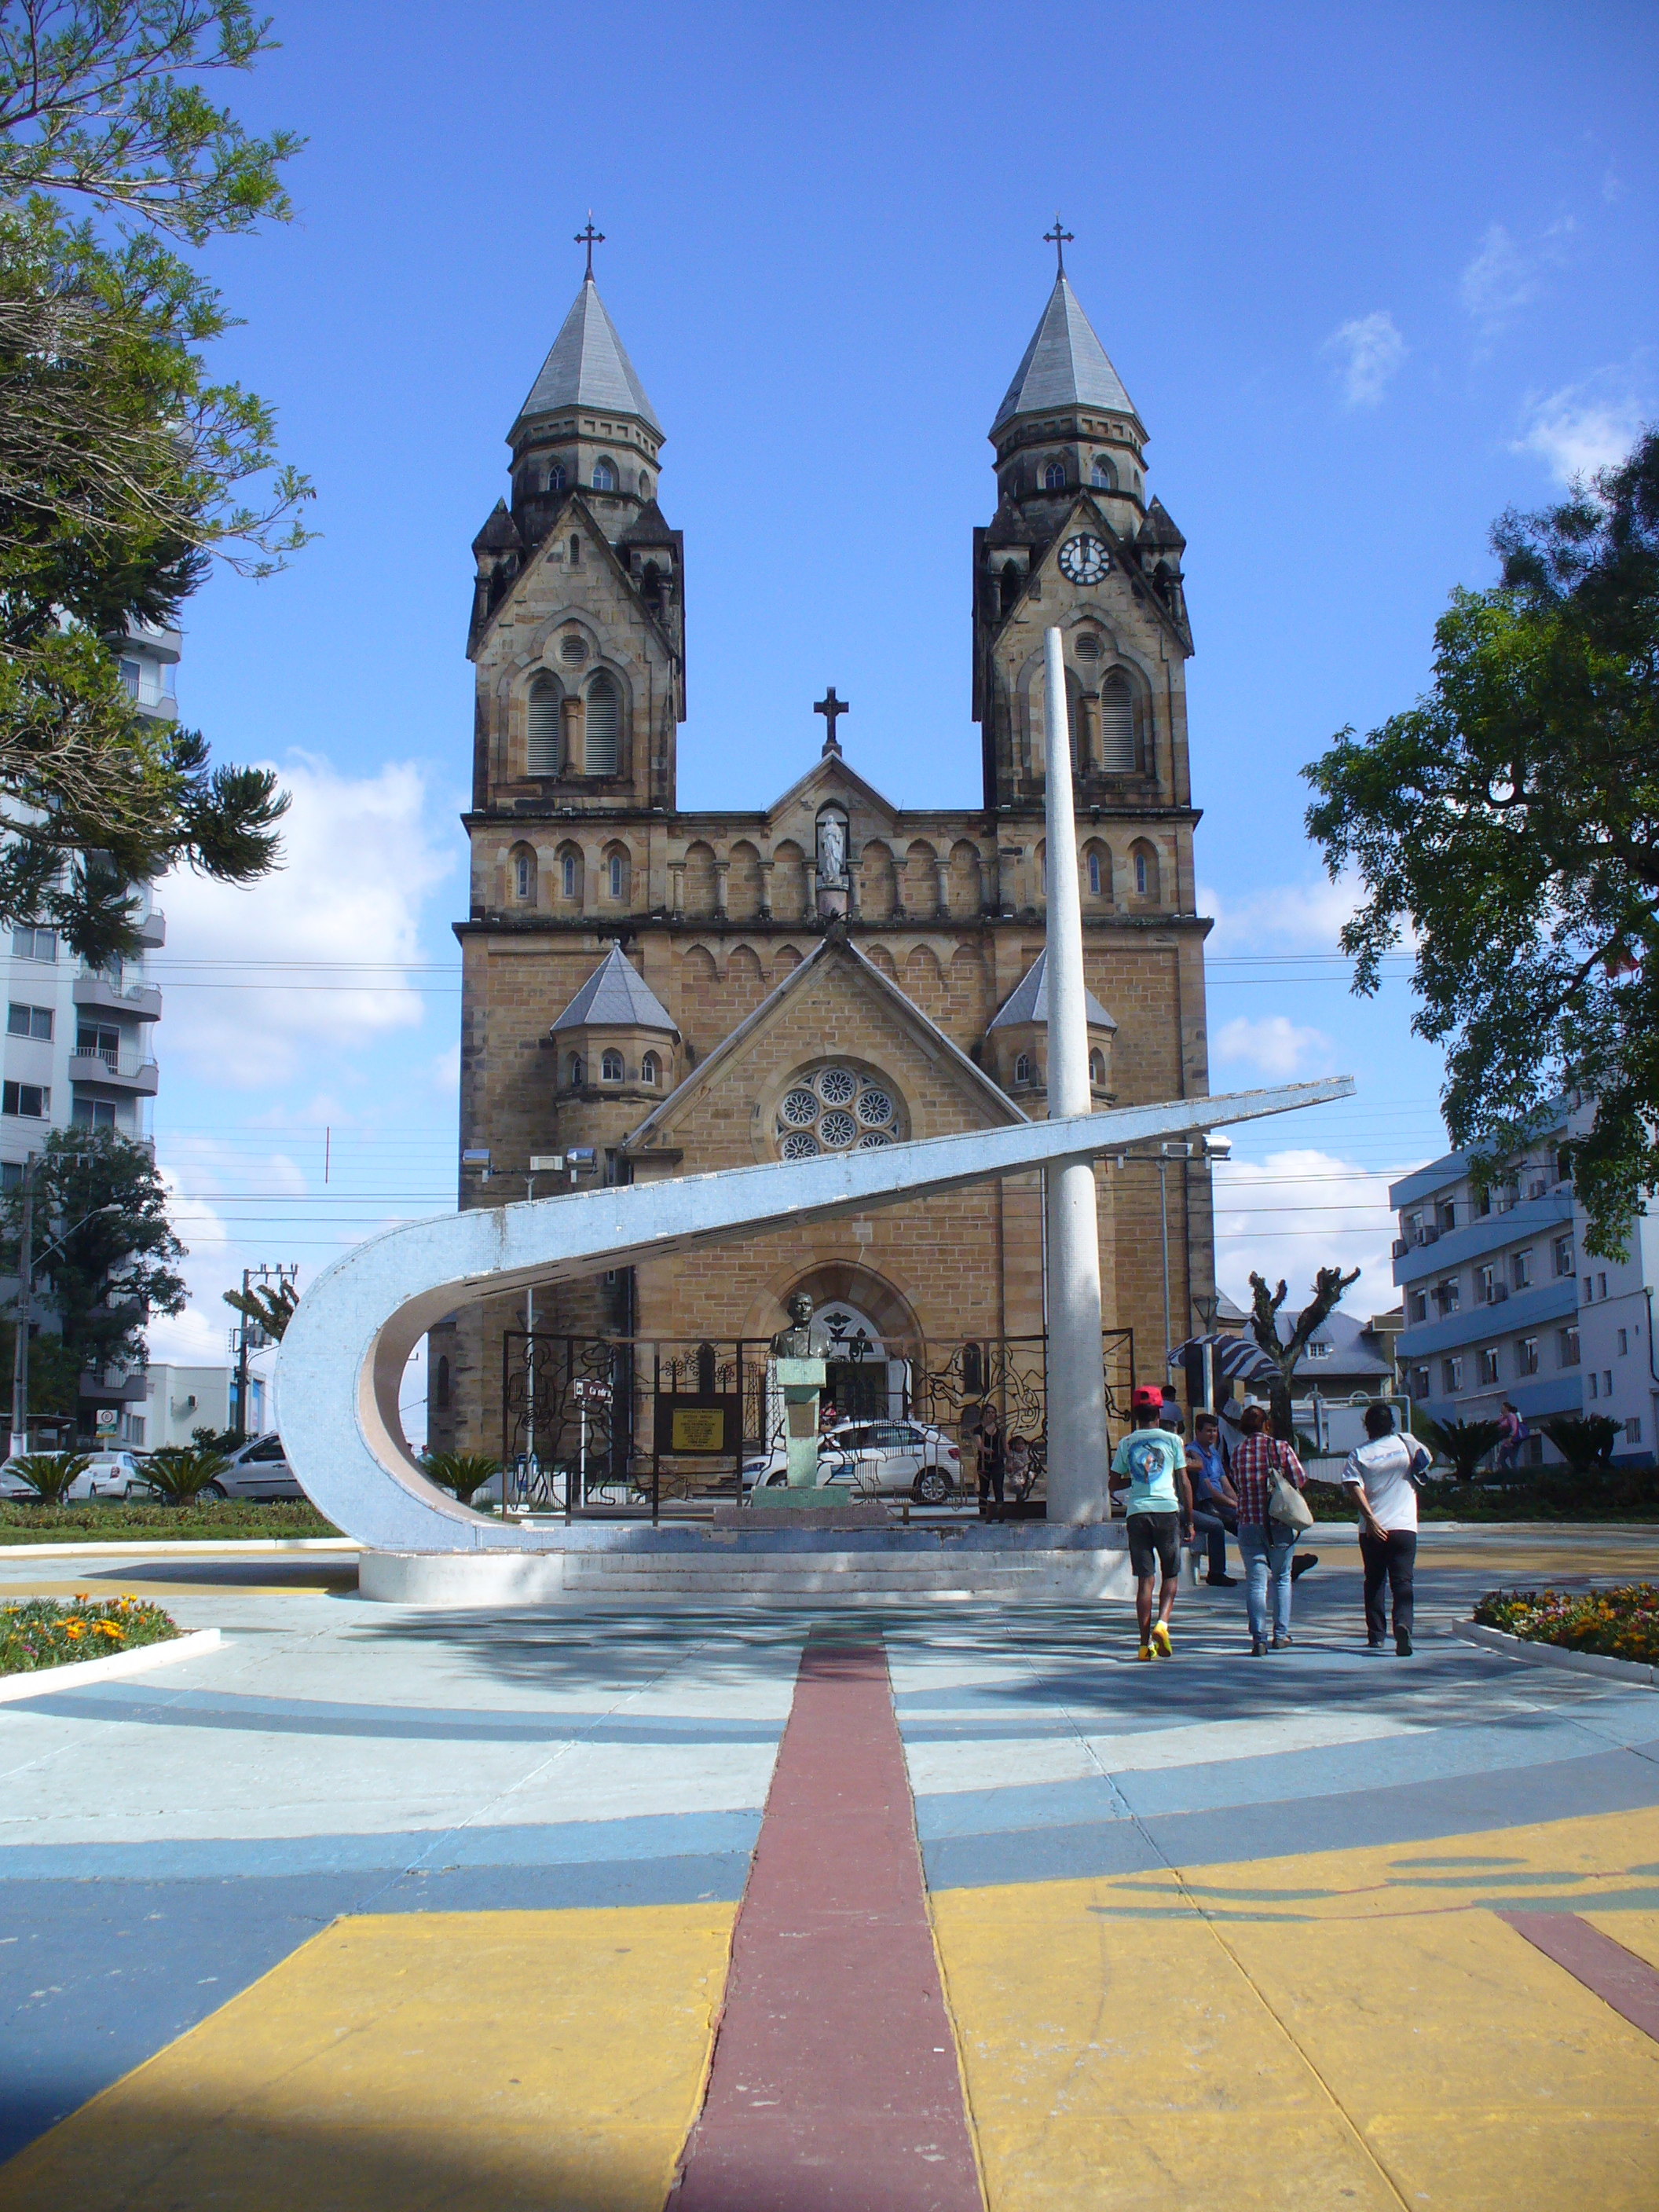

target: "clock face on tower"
[1058,534,1110,585]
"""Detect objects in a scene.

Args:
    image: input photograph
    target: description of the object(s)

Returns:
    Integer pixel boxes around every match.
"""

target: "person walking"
[1110,1385,1194,1661]
[1186,1411,1238,1586]
[1343,1401,1430,1656]
[1229,1401,1309,1655]
[976,1401,1005,1522]
[1495,1401,1522,1477]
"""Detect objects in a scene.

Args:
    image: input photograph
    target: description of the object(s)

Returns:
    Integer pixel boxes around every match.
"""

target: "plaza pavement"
[0,1524,1656,2207]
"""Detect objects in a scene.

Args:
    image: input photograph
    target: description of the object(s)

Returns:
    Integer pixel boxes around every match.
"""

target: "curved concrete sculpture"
[275,1075,1353,1553]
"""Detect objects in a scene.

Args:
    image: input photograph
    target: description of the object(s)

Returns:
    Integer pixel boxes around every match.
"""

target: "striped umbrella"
[1166,1331,1280,1386]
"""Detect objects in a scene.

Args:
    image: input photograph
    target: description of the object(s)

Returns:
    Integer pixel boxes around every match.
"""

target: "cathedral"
[427,240,1217,1467]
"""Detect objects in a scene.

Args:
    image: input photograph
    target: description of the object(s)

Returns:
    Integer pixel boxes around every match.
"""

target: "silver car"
[208,1433,305,1501]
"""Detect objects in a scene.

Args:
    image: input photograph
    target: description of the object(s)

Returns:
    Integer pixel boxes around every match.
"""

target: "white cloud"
[1212,1146,1424,1315]
[158,754,456,1086]
[431,1042,461,1097]
[1514,374,1646,486]
[1199,873,1363,957]
[1459,218,1573,331]
[1213,1015,1335,1081]
[1322,312,1405,407]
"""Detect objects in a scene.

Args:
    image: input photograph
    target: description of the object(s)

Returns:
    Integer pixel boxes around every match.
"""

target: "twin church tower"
[430,236,1215,1459]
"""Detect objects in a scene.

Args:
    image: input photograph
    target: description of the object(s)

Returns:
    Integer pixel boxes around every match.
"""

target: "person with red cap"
[1109,1384,1195,1660]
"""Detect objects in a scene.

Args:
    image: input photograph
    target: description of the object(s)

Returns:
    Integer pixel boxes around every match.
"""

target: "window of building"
[999,560,1021,617]
[77,1023,119,1064]
[2,1081,47,1117]
[567,1053,584,1086]
[1477,1263,1495,1303]
[569,533,580,565]
[608,851,624,901]
[1558,1325,1580,1366]
[1442,1356,1464,1393]
[1413,1366,1430,1399]
[562,851,577,900]
[1476,1186,1492,1217]
[1478,1346,1500,1385]
[515,851,533,902]
[1553,1235,1573,1276]
[1043,461,1066,491]
[1408,1291,1427,1323]
[642,1051,660,1087]
[592,458,616,492]
[1598,1272,1608,1299]
[638,470,651,499]
[546,461,566,493]
[1433,1278,1460,1316]
[1087,849,1101,895]
[1627,1418,1643,1445]
[601,1049,624,1082]
[1099,671,1136,773]
[1589,1371,1599,1400]
[0,1161,20,1192]
[1511,1249,1533,1291]
[584,672,619,775]
[1602,1368,1613,1395]
[1306,1340,1331,1361]
[72,1097,117,1126]
[1013,1052,1033,1085]
[1436,1199,1456,1232]
[1091,456,1116,489]
[1583,1276,1594,1304]
[1134,846,1151,896]
[11,927,55,961]
[1088,1047,1105,1086]
[1519,1337,1539,1376]
[118,657,141,698]
[1556,1148,1572,1186]
[6,1004,51,1040]
[527,675,561,775]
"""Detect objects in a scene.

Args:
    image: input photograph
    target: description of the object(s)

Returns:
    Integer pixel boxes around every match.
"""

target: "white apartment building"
[2,621,173,1442]
[1391,1101,1657,1467]
[141,1364,268,1451]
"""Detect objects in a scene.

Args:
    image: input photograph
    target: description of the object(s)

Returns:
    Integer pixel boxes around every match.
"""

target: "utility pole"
[9,1155,36,1459]
[233,1262,296,1437]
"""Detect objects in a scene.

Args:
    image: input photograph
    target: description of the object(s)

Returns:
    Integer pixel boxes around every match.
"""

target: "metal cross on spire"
[1044,214,1074,278]
[815,688,849,756]
[575,214,605,281]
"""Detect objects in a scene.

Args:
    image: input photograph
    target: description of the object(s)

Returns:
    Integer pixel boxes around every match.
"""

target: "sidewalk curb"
[1453,1620,1656,1686]
[0,1626,224,1704]
[0,1538,357,1560]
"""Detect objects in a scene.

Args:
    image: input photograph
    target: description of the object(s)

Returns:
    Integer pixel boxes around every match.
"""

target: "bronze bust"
[771,1289,816,1359]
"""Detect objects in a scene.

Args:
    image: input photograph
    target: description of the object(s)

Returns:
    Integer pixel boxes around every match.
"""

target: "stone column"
[757,858,775,919]
[804,859,819,918]
[845,849,861,921]
[713,859,730,917]
[1042,625,1109,1523]
[934,860,951,919]
[668,859,685,917]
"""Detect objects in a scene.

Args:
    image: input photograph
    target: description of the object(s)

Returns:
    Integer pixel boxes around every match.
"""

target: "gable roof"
[987,950,1117,1033]
[623,933,1024,1153]
[551,943,678,1035]
[513,277,662,438]
[992,276,1138,432]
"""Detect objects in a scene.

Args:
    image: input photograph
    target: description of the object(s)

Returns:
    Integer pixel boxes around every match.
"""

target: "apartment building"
[2,621,171,1444]
[1391,1103,1657,1467]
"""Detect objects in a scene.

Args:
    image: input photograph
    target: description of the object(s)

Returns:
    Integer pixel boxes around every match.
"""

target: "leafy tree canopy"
[0,2,306,960]
[1305,431,1659,1257]
[5,1126,185,1369]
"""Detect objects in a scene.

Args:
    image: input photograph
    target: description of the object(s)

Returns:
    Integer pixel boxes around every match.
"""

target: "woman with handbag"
[1228,1401,1311,1655]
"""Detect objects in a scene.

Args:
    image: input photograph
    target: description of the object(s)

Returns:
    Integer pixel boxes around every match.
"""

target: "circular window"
[559,633,588,666]
[1074,632,1101,661]
[774,1062,907,1159]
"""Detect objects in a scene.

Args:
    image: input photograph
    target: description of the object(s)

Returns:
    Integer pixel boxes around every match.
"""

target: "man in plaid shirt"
[1229,1402,1309,1654]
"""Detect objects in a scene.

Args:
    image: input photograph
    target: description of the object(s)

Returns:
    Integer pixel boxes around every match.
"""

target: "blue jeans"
[1238,1523,1295,1645]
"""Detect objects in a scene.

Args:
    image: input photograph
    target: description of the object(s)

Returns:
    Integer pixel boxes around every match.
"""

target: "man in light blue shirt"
[1110,1386,1194,1660]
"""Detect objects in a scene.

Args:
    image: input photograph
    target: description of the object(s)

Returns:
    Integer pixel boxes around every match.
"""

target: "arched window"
[1013,1052,1033,1086]
[642,1051,660,1086]
[546,460,566,493]
[1037,844,1046,893]
[567,1053,584,1086]
[999,561,1021,617]
[514,849,534,902]
[1100,669,1136,773]
[1091,456,1116,490]
[1043,461,1066,491]
[1089,1048,1106,1087]
[527,675,561,775]
[569,533,581,565]
[641,559,663,609]
[637,470,651,499]
[1087,849,1102,896]
[562,851,578,900]
[608,851,625,901]
[601,1049,624,1083]
[1133,842,1159,899]
[592,458,616,492]
[435,1357,450,1409]
[584,672,619,775]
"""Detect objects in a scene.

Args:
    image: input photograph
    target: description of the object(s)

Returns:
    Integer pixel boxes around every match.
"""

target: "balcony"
[79,1367,148,1404]
[134,908,166,949]
[68,1049,159,1097]
[73,973,162,1021]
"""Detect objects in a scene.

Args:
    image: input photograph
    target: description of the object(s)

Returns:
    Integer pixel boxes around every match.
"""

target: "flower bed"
[1472,1584,1659,1667]
[0,1500,339,1544]
[1,1594,179,1675]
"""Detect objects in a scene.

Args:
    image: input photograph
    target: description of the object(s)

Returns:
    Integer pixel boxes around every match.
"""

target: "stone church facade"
[427,254,1216,1459]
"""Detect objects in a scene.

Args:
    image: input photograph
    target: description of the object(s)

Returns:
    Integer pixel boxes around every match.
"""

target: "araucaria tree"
[5,1127,185,1373]
[0,2,309,961]
[1248,1265,1361,1440]
[1305,432,1659,1258]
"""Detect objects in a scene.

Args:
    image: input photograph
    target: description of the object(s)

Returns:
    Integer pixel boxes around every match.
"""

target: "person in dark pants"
[976,1401,1005,1521]
[1342,1401,1430,1656]
[1185,1410,1238,1586]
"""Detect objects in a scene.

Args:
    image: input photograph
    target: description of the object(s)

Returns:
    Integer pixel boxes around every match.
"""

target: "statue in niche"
[816,810,847,885]
[770,1288,816,1359]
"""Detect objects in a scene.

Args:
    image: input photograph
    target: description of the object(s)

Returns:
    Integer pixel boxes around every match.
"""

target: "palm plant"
[421,1451,501,1507]
[1415,1415,1502,1482]
[1540,1415,1621,1474]
[141,1445,230,1506]
[7,1451,90,1505]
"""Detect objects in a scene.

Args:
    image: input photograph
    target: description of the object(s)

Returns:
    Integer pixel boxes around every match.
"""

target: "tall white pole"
[1042,627,1110,1522]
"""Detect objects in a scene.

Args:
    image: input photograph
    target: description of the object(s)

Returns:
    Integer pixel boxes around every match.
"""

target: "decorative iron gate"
[909,1331,1137,1500]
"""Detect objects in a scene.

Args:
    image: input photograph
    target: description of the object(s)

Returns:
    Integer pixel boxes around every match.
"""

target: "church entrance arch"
[780,1265,921,1425]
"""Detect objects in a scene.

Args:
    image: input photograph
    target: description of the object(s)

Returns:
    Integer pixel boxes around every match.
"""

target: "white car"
[84,1450,149,1499]
[745,1419,963,1507]
[0,1451,125,1502]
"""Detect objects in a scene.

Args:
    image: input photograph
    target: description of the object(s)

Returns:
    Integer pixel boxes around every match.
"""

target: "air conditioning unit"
[1527,1179,1547,1199]
[1415,1225,1440,1247]
[1392,1239,1408,1259]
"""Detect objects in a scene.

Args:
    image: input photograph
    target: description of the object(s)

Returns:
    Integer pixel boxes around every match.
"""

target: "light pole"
[234,1263,296,1438]
[1155,1142,1196,1364]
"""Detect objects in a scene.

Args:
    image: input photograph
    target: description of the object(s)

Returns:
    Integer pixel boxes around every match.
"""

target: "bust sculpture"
[771,1288,816,1359]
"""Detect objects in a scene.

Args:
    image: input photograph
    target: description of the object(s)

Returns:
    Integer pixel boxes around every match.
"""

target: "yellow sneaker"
[1136,1643,1153,1661]
[1151,1621,1173,1658]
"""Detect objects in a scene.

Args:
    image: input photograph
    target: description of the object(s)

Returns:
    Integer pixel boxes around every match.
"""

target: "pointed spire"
[512,278,661,440]
[551,944,678,1035]
[992,275,1137,433]
[988,950,1116,1034]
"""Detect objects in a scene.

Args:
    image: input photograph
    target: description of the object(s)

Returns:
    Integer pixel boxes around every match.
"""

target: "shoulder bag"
[1266,1441,1314,1533]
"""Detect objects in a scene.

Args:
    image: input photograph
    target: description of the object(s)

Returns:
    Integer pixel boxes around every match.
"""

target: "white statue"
[817,810,847,884]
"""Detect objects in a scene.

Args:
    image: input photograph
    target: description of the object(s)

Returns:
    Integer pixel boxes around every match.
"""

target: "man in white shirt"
[1342,1402,1430,1657]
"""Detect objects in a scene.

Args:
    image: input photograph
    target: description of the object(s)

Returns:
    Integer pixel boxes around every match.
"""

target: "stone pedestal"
[763,1354,828,1500]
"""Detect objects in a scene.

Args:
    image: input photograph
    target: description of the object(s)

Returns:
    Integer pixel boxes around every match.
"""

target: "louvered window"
[527,677,561,775]
[1099,671,1136,772]
[584,673,619,775]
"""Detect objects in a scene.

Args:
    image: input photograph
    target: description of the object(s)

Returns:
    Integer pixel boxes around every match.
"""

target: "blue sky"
[145,0,1659,1409]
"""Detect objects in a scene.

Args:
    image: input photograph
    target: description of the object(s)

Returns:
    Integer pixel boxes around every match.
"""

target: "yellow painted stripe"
[932,1808,1659,2210]
[0,1903,735,2211]
[2,1572,356,1599]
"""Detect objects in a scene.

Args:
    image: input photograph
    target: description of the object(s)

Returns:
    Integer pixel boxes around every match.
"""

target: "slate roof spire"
[991,274,1138,432]
[512,276,662,441]
[987,950,1116,1033]
[551,944,678,1035]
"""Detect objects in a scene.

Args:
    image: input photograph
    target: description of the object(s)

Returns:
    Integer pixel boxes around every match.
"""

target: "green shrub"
[421,1451,500,1507]
[1,1593,178,1675]
[1415,1415,1502,1481]
[6,1451,90,1505]
[1539,1415,1621,1474]
[141,1445,232,1506]
[0,1499,338,1543]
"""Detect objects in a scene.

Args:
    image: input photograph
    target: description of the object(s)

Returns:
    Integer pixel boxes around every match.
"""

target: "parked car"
[0,1450,115,1502]
[745,1419,962,1506]
[84,1450,150,1499]
[207,1433,304,1501]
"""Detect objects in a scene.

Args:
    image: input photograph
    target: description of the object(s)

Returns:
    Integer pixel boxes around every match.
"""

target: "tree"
[1415,1414,1501,1483]
[1540,1414,1621,1475]
[1247,1265,1361,1440]
[222,1272,295,1341]
[0,2,308,959]
[1305,431,1659,1258]
[3,1126,185,1372]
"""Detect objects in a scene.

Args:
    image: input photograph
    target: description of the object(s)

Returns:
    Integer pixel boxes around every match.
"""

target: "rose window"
[773,1063,906,1159]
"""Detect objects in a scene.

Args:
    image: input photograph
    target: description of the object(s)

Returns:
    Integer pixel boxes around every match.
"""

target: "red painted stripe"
[670,1636,982,2212]
[1499,1911,1659,2043]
